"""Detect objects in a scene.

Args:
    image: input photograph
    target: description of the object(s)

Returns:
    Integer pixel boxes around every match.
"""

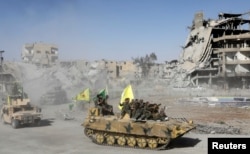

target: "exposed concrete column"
[222,51,228,90]
[242,78,246,89]
[208,72,212,86]
[224,80,228,90]
[222,52,226,76]
[196,73,199,86]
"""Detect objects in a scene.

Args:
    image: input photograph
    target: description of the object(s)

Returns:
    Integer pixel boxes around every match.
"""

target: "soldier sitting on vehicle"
[102,95,114,115]
[119,98,131,119]
[133,99,145,120]
[94,94,114,116]
[138,101,152,120]
[149,103,161,114]
[152,105,168,121]
[94,94,104,116]
[130,99,139,118]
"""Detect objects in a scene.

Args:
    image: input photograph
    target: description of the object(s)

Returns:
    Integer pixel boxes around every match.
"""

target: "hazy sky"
[1,0,250,62]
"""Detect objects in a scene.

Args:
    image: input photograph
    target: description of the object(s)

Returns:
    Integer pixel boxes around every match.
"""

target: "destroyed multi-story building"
[17,12,250,89]
[179,12,250,89]
[100,60,137,79]
[159,60,178,79]
[21,42,59,67]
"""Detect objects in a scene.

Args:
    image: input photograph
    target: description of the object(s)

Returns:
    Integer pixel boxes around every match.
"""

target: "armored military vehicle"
[1,95,42,129]
[0,51,42,129]
[82,107,196,150]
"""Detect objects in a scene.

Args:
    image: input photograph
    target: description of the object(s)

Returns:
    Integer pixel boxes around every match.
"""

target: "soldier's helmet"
[97,94,101,98]
[125,98,130,102]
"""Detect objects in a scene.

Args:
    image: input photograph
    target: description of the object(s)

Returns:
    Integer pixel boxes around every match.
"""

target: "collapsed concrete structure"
[179,12,250,89]
[5,11,250,105]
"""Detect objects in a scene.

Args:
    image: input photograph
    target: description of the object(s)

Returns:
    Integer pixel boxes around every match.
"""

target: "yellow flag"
[118,84,134,110]
[75,88,90,101]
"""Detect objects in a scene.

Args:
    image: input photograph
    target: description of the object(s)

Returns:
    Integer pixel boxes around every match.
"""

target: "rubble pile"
[195,123,241,135]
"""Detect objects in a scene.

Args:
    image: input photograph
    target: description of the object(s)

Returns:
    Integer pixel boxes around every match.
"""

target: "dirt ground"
[0,97,250,154]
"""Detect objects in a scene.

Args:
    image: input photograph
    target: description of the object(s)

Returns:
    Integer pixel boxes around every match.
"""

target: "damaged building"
[21,42,59,67]
[179,11,250,89]
[99,59,137,79]
[17,11,250,89]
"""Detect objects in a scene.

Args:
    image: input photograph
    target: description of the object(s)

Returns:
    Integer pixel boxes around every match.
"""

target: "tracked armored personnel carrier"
[1,96,42,129]
[82,107,196,150]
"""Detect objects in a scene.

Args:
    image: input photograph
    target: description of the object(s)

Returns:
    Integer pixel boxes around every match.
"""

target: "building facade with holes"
[21,42,59,67]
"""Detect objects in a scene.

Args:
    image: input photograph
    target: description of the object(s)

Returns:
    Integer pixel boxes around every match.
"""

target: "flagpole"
[88,89,91,108]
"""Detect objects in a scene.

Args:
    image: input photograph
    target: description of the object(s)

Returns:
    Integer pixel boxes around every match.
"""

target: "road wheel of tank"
[158,137,169,144]
[11,119,19,129]
[117,136,126,146]
[157,136,171,149]
[147,138,158,149]
[127,136,136,147]
[137,138,147,148]
[84,128,93,137]
[106,135,115,145]
[96,133,105,144]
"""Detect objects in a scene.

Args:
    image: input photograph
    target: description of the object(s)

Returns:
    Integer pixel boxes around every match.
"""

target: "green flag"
[98,88,106,98]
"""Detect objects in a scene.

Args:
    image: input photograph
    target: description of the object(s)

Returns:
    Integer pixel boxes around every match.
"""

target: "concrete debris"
[63,114,75,121]
[195,123,241,135]
[55,111,75,121]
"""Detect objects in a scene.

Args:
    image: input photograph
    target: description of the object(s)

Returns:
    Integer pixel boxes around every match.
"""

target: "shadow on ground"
[17,118,55,129]
[39,118,55,127]
[167,137,201,149]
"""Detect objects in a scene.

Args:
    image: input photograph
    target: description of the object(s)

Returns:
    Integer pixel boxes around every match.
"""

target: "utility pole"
[0,50,4,72]
[0,50,5,101]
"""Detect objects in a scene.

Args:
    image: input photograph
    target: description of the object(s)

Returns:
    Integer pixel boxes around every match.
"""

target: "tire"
[34,118,41,127]
[1,115,6,124]
[11,119,19,129]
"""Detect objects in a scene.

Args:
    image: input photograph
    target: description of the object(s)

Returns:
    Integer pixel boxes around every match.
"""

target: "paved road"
[1,115,249,154]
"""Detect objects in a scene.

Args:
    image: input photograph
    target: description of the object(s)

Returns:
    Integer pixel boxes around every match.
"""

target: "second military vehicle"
[1,95,42,129]
[0,51,42,129]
